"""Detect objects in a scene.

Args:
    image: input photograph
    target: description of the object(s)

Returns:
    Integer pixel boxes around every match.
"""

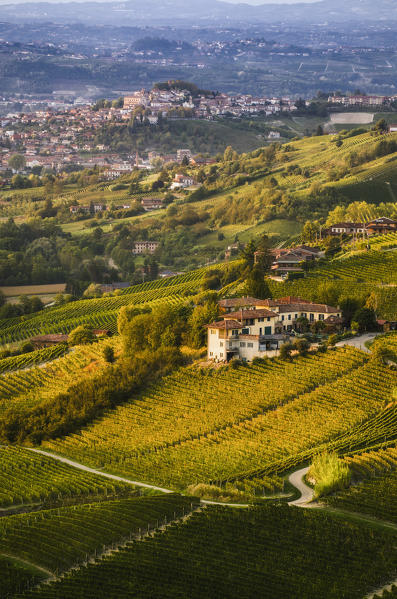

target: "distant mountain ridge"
[0,0,395,25]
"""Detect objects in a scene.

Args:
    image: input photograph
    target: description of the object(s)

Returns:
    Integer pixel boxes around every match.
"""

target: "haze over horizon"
[0,0,320,4]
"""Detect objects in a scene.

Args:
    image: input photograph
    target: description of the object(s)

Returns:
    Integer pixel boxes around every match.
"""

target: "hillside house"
[170,174,196,190]
[207,297,341,362]
[366,217,397,235]
[30,334,69,349]
[132,241,160,254]
[327,222,365,235]
[141,198,164,211]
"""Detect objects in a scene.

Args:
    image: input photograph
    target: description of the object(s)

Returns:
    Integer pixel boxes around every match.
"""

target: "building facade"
[206,297,342,362]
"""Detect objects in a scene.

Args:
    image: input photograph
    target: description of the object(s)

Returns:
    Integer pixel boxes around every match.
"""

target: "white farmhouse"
[206,296,342,362]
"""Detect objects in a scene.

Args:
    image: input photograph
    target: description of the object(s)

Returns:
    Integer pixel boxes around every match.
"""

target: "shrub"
[68,325,95,346]
[308,452,351,498]
[103,345,115,364]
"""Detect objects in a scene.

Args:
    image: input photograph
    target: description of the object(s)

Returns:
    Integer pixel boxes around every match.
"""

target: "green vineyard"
[0,340,119,415]
[0,264,231,345]
[44,348,396,490]
[0,446,132,508]
[13,505,397,599]
[0,346,67,376]
[325,445,397,524]
[0,495,197,575]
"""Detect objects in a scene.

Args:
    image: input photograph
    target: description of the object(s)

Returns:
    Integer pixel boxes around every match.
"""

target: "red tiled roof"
[205,320,243,330]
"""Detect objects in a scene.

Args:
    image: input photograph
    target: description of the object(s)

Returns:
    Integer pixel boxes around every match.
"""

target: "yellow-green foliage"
[309,452,351,498]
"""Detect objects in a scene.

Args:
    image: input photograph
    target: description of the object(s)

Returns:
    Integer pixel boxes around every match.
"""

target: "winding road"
[26,447,314,507]
[287,467,314,506]
[26,447,174,494]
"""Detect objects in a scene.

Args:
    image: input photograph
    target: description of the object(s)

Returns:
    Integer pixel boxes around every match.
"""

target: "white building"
[206,297,342,362]
[132,241,160,254]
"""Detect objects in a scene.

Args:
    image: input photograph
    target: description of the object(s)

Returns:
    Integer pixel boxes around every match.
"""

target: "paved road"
[26,447,174,494]
[288,467,315,506]
[335,332,382,353]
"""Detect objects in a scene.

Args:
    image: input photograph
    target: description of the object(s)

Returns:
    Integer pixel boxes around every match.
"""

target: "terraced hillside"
[268,250,397,320]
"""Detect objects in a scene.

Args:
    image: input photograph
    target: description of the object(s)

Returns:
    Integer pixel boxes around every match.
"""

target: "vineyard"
[13,505,397,599]
[0,446,133,508]
[0,346,67,376]
[44,347,397,490]
[325,445,397,524]
[0,339,119,415]
[0,264,231,346]
[0,495,197,575]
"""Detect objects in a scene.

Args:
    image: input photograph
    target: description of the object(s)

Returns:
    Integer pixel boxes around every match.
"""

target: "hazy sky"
[0,0,320,4]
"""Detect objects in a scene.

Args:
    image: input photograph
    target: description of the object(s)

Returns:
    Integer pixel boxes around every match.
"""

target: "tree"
[352,307,377,332]
[279,342,294,360]
[103,345,115,363]
[302,221,320,243]
[83,283,103,298]
[8,154,26,172]
[296,316,309,333]
[241,240,257,270]
[188,300,220,348]
[294,338,310,355]
[373,119,388,135]
[339,297,363,327]
[68,325,95,346]
[244,265,270,299]
[316,125,324,136]
[317,281,340,308]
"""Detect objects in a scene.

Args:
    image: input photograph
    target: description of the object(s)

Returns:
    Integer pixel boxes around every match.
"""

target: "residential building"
[206,297,342,362]
[141,197,164,211]
[366,217,397,235]
[170,173,196,190]
[132,241,160,254]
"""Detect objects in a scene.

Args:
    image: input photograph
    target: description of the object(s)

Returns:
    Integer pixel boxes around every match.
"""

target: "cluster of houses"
[123,86,298,120]
[206,296,343,362]
[69,197,165,215]
[0,83,300,176]
[327,94,397,107]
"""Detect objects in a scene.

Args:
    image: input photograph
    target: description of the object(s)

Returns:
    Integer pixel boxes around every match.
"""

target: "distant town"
[2,83,397,177]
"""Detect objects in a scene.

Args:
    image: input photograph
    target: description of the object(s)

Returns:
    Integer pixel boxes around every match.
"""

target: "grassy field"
[0,284,66,305]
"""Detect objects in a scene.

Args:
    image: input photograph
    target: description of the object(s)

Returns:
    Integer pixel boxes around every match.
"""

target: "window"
[265,326,272,335]
[220,342,224,347]
[281,315,284,321]
[220,353,223,357]
[210,352,213,356]
[267,317,271,322]
[242,328,249,334]
[310,313,314,322]
[247,342,254,348]
[288,314,291,320]
[295,314,298,319]
[259,317,264,322]
[240,342,246,347]
[232,330,239,336]
[211,330,216,335]
[319,314,324,321]
[302,313,307,318]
